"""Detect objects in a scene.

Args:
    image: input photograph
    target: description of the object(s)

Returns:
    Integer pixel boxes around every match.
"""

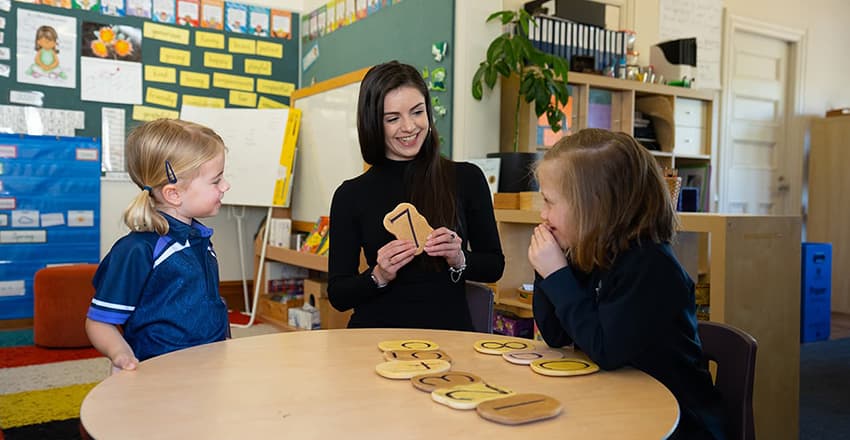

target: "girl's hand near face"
[424,227,465,268]
[373,239,417,285]
[528,224,568,279]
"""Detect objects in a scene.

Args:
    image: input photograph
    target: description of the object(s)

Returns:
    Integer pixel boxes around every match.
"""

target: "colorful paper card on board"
[126,0,152,18]
[249,5,269,37]
[152,0,176,23]
[179,71,209,88]
[256,41,282,59]
[225,1,248,33]
[101,0,124,16]
[176,0,199,27]
[200,0,223,29]
[204,51,232,70]
[270,9,291,39]
[195,30,224,49]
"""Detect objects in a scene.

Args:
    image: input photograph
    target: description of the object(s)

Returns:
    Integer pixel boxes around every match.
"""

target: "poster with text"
[16,8,77,88]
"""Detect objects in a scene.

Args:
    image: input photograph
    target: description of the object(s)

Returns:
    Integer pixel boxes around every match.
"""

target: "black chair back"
[698,321,758,440]
[465,282,494,333]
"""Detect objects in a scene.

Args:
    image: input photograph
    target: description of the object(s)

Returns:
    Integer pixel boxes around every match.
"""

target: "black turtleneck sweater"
[327,159,504,330]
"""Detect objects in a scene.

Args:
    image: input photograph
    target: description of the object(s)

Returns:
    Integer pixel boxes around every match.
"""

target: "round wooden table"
[81,329,678,439]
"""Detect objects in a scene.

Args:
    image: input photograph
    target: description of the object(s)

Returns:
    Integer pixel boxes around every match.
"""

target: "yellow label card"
[204,52,233,70]
[195,31,225,49]
[257,79,295,97]
[159,47,191,66]
[145,87,179,108]
[244,59,272,76]
[132,105,180,122]
[229,90,257,107]
[256,41,283,58]
[144,65,176,83]
[183,95,226,108]
[258,96,287,109]
[143,22,190,45]
[213,72,254,91]
[228,37,256,55]
[179,71,210,89]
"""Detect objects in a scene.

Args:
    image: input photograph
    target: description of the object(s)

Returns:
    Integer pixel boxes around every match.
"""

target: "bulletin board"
[0,134,101,319]
[299,0,454,156]
[0,2,299,154]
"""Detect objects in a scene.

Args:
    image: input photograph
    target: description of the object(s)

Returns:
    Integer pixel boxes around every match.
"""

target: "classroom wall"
[500,0,850,114]
[104,0,850,281]
[632,0,850,114]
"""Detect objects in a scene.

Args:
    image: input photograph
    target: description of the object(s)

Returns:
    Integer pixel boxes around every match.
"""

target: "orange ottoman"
[33,264,99,348]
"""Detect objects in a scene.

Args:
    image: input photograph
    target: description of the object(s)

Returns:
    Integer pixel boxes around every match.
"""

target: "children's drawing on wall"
[225,2,248,33]
[126,0,152,18]
[249,5,270,37]
[152,0,176,24]
[16,8,76,88]
[72,0,100,11]
[80,22,142,104]
[101,0,126,16]
[40,0,71,8]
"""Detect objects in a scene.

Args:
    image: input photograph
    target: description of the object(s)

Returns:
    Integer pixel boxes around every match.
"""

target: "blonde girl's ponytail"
[123,185,169,235]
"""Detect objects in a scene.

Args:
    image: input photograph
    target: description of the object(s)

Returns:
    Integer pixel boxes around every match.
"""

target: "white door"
[721,30,792,214]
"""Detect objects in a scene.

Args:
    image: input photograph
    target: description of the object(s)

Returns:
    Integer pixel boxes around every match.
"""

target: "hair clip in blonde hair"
[164,160,177,183]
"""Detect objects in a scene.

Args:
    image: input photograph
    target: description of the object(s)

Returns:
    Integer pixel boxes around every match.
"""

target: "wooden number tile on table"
[385,349,452,363]
[411,371,481,393]
[431,383,516,410]
[383,202,434,255]
[377,339,439,352]
[502,348,565,365]
[529,358,600,377]
[473,339,535,355]
[477,393,563,425]
[375,360,451,379]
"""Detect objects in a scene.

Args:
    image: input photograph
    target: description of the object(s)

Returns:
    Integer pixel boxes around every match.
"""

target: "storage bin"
[801,242,831,342]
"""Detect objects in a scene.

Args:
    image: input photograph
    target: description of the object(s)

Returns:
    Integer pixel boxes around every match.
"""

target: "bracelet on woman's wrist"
[449,252,466,283]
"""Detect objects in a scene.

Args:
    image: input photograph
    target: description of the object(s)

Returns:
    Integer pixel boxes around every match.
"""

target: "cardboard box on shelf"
[302,278,351,329]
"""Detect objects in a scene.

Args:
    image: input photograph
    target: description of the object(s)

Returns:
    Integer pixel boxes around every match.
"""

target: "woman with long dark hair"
[327,61,504,330]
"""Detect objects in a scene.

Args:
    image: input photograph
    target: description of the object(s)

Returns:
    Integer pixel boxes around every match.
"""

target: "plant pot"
[487,152,544,193]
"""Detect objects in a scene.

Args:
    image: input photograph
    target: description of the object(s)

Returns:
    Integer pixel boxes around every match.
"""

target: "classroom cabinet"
[492,209,801,440]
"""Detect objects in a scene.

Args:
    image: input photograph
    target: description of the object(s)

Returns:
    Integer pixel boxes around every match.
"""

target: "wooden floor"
[830,311,850,340]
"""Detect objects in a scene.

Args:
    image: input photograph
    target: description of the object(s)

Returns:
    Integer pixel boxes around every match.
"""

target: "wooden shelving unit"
[501,71,717,195]
[252,208,351,331]
[492,209,801,440]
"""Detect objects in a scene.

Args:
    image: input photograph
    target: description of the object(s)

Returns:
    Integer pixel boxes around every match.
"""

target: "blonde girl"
[86,119,231,372]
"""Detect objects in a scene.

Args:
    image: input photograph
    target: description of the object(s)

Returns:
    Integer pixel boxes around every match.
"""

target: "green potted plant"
[472,9,570,192]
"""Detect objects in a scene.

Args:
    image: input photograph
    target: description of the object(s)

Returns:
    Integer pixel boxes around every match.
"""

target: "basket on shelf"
[663,169,682,205]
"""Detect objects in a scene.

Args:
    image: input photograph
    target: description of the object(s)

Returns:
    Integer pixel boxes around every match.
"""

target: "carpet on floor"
[800,337,850,440]
[0,311,268,440]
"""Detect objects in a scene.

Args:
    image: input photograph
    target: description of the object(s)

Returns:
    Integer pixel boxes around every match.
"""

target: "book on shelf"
[267,217,292,248]
[273,108,302,207]
[300,215,329,254]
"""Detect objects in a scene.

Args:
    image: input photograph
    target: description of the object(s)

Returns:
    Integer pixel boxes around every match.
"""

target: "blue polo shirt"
[87,213,228,361]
